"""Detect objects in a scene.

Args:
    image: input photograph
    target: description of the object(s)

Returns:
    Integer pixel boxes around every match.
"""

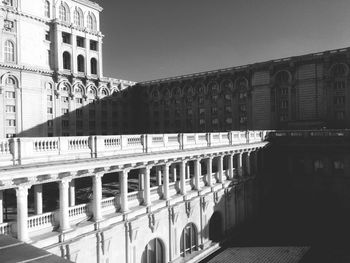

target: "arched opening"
[63,51,71,70]
[74,7,83,27]
[87,12,97,31]
[44,1,50,17]
[4,40,15,62]
[180,223,198,257]
[77,55,85,73]
[141,238,164,263]
[209,211,224,242]
[90,58,97,75]
[59,3,70,23]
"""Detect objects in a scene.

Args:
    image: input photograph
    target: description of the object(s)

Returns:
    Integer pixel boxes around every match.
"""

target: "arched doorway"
[209,211,224,242]
[141,238,164,263]
[180,223,198,257]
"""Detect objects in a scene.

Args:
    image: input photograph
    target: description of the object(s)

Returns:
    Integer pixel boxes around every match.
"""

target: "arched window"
[74,8,83,27]
[44,1,50,17]
[77,55,85,72]
[180,223,197,257]
[4,40,15,62]
[59,3,69,23]
[87,13,96,31]
[90,58,97,75]
[63,51,71,70]
[141,238,164,263]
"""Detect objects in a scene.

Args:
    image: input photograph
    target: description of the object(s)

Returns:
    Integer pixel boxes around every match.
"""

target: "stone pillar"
[34,184,43,215]
[237,153,243,177]
[163,164,170,200]
[156,167,162,185]
[172,165,177,182]
[59,179,71,232]
[180,160,186,195]
[186,163,191,179]
[143,167,151,206]
[92,174,103,221]
[139,173,144,190]
[16,186,29,242]
[120,170,129,212]
[194,159,201,190]
[206,157,213,186]
[246,151,251,176]
[218,155,224,183]
[69,180,75,207]
[228,154,234,179]
[0,191,3,223]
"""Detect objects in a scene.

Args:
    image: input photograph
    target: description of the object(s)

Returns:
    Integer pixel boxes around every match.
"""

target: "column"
[120,170,129,212]
[16,186,29,242]
[172,165,177,182]
[156,167,162,185]
[69,180,75,207]
[59,179,71,232]
[206,157,213,186]
[92,174,103,221]
[143,167,151,206]
[237,153,243,177]
[186,163,191,179]
[246,151,251,176]
[163,164,170,200]
[34,184,43,215]
[194,159,201,190]
[139,173,144,190]
[0,191,3,223]
[228,154,234,179]
[180,161,186,195]
[218,155,224,183]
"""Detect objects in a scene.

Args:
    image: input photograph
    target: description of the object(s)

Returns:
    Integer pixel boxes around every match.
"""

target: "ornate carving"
[127,222,138,243]
[148,213,159,233]
[185,201,193,218]
[169,206,179,224]
[201,196,209,211]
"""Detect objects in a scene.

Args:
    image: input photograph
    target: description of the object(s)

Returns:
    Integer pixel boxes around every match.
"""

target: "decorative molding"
[148,213,159,233]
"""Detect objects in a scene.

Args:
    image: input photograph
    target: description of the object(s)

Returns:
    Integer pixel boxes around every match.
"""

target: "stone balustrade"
[0,222,10,235]
[267,129,350,138]
[27,212,55,231]
[0,131,269,167]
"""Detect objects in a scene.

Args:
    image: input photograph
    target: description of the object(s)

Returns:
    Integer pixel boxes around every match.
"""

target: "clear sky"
[97,0,350,82]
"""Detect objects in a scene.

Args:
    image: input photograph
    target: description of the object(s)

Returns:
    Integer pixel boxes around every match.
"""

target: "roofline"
[138,46,350,85]
[73,0,103,12]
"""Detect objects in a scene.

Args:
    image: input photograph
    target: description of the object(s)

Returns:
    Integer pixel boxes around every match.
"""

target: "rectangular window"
[75,98,83,104]
[47,107,53,114]
[239,104,247,112]
[45,31,50,41]
[5,91,15,98]
[5,105,15,113]
[62,108,69,115]
[77,36,85,47]
[61,96,69,103]
[62,32,71,44]
[47,120,53,127]
[76,109,83,117]
[280,100,288,109]
[90,40,98,51]
[336,111,345,120]
[6,133,15,138]
[47,95,53,101]
[6,119,16,126]
[334,96,345,105]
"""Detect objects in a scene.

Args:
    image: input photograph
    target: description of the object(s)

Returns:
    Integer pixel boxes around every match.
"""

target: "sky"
[97,0,350,82]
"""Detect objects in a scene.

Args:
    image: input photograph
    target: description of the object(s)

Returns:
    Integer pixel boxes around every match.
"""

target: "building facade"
[0,0,135,139]
[133,48,350,133]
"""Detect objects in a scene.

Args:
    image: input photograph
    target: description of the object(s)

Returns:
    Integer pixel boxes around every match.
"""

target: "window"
[180,223,197,257]
[141,238,164,263]
[239,92,247,99]
[90,58,97,74]
[240,116,247,124]
[62,108,69,115]
[76,98,83,104]
[76,109,83,117]
[4,40,15,62]
[45,31,50,41]
[333,160,344,171]
[47,95,53,101]
[211,107,218,115]
[90,40,98,51]
[62,120,69,128]
[334,96,345,105]
[77,55,85,72]
[280,100,288,109]
[4,20,14,32]
[47,107,53,114]
[225,106,232,113]
[87,13,96,31]
[334,81,345,90]
[6,105,15,113]
[62,32,71,44]
[44,1,50,18]
[314,160,324,172]
[76,36,85,47]
[63,51,71,70]
[6,133,15,138]
[76,120,83,128]
[61,96,69,103]
[279,114,288,121]
[5,91,15,98]
[6,119,16,126]
[239,104,247,112]
[59,4,69,23]
[73,8,83,27]
[336,111,345,120]
[47,120,53,128]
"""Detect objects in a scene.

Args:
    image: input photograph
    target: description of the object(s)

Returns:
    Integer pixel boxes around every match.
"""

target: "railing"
[27,212,55,230]
[0,222,11,235]
[69,204,90,218]
[267,130,350,139]
[0,130,268,166]
[128,191,139,201]
[101,196,116,209]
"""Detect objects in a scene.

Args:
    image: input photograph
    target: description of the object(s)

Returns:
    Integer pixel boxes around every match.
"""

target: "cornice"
[0,63,53,75]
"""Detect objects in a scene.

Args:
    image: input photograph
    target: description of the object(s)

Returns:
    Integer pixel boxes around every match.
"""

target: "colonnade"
[0,149,261,242]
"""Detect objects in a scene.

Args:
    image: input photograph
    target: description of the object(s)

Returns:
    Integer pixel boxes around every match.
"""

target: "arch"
[57,81,72,94]
[141,238,165,263]
[87,12,97,31]
[99,87,109,97]
[77,55,85,72]
[90,58,97,75]
[209,211,224,242]
[221,79,234,92]
[73,83,85,96]
[86,84,98,98]
[274,70,291,85]
[59,2,70,23]
[44,0,50,17]
[208,81,220,94]
[180,223,198,257]
[63,51,71,70]
[73,7,84,27]
[172,86,182,98]
[4,40,15,63]
[330,63,349,78]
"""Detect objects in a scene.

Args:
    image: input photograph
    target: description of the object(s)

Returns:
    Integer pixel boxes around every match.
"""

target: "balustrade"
[69,204,90,219]
[0,222,10,235]
[27,212,55,230]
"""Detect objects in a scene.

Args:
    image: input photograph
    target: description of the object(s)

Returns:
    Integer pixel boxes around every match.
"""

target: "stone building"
[0,0,135,139]
[133,47,350,133]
